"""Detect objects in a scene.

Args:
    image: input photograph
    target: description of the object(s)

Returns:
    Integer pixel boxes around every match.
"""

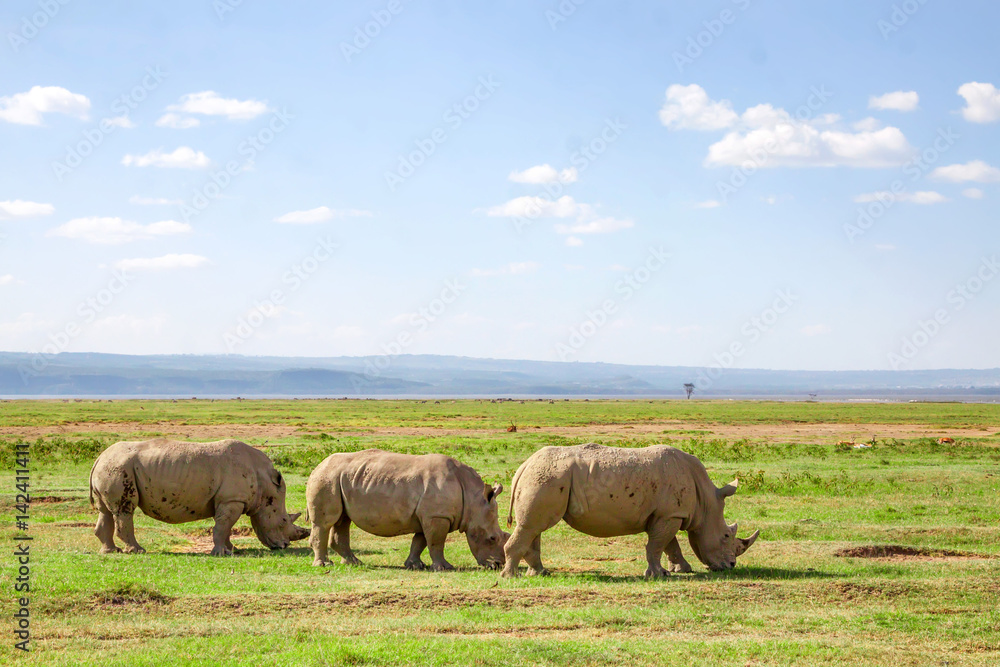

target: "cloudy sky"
[1,0,998,370]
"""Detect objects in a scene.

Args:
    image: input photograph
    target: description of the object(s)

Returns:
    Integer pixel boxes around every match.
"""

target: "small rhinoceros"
[305,449,508,571]
[502,443,759,578]
[89,438,309,555]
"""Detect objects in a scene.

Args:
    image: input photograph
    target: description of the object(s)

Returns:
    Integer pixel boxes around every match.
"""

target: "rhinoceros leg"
[423,517,455,571]
[523,534,548,577]
[310,523,333,566]
[210,501,243,556]
[113,512,145,554]
[95,510,121,554]
[644,517,681,578]
[404,533,428,570]
[330,517,363,566]
[501,525,551,577]
[664,537,693,573]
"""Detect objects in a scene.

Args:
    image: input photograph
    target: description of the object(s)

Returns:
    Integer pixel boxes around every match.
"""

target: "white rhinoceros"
[501,443,759,578]
[89,438,309,555]
[305,449,507,571]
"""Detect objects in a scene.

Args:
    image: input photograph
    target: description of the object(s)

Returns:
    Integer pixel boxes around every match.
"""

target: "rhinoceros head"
[464,482,507,569]
[250,468,311,550]
[687,479,759,571]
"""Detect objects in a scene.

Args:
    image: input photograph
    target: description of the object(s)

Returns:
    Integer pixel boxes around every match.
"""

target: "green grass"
[1,399,999,665]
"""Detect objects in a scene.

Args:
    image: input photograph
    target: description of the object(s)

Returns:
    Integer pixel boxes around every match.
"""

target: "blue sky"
[1,0,998,371]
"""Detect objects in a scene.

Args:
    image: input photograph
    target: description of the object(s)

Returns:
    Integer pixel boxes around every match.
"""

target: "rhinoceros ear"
[288,512,301,523]
[484,483,503,503]
[735,529,760,556]
[270,469,284,489]
[716,478,738,499]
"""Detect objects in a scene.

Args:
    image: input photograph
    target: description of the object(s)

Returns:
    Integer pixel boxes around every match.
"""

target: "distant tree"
[683,383,695,399]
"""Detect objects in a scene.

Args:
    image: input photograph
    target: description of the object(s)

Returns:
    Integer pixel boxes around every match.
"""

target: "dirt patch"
[173,535,216,554]
[834,545,995,561]
[55,521,93,528]
[91,584,173,609]
[33,495,80,503]
[828,581,916,601]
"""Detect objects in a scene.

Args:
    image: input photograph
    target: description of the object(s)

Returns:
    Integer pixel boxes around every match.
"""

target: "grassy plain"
[1,398,999,665]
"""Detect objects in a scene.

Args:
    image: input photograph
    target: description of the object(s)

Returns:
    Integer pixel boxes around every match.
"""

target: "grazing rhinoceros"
[305,449,508,571]
[501,443,759,578]
[89,438,309,555]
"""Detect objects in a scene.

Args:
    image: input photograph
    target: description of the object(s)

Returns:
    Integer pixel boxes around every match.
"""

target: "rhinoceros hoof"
[312,558,333,567]
[124,546,146,555]
[527,567,550,577]
[644,567,669,579]
[668,562,692,573]
[100,546,123,554]
[210,546,233,556]
[403,560,426,571]
[342,556,364,566]
[500,566,520,578]
[430,562,455,572]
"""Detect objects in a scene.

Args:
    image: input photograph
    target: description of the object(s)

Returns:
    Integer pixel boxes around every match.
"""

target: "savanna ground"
[1,398,999,666]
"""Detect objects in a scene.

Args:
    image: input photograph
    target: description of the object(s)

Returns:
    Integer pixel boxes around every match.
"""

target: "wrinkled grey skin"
[89,439,309,555]
[502,443,759,578]
[306,449,508,571]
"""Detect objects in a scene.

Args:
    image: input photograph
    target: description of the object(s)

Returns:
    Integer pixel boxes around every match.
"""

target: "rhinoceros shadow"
[558,566,841,583]
[162,547,384,558]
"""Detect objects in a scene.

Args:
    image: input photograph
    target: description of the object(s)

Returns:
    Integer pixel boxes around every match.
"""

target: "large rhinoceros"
[501,443,759,578]
[305,449,507,571]
[89,438,309,555]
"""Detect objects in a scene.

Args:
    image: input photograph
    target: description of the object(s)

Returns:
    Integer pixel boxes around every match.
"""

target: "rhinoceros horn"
[735,529,760,556]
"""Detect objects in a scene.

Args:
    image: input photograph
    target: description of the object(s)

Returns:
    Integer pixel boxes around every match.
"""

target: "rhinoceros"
[305,449,507,571]
[89,438,309,555]
[501,443,759,577]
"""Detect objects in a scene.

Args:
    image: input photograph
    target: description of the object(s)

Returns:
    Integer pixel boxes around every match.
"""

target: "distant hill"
[1,352,999,398]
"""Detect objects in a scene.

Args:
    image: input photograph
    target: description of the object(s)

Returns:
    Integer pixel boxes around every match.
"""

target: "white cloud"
[486,195,585,219]
[91,314,167,337]
[113,254,209,271]
[868,91,919,112]
[800,324,831,336]
[129,195,183,206]
[0,86,90,125]
[659,84,739,130]
[0,274,15,286]
[0,313,51,337]
[963,188,985,199]
[0,200,54,219]
[47,217,192,244]
[853,190,948,204]
[106,115,136,129]
[470,261,540,277]
[565,237,583,247]
[930,160,1000,183]
[121,147,210,169]
[957,82,1000,124]
[273,206,373,224]
[157,91,270,128]
[662,85,913,168]
[693,200,722,209]
[554,217,633,235]
[508,164,578,184]
[155,112,200,129]
[331,325,364,339]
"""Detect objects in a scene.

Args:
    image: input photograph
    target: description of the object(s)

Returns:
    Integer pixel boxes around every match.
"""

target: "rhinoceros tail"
[88,460,96,509]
